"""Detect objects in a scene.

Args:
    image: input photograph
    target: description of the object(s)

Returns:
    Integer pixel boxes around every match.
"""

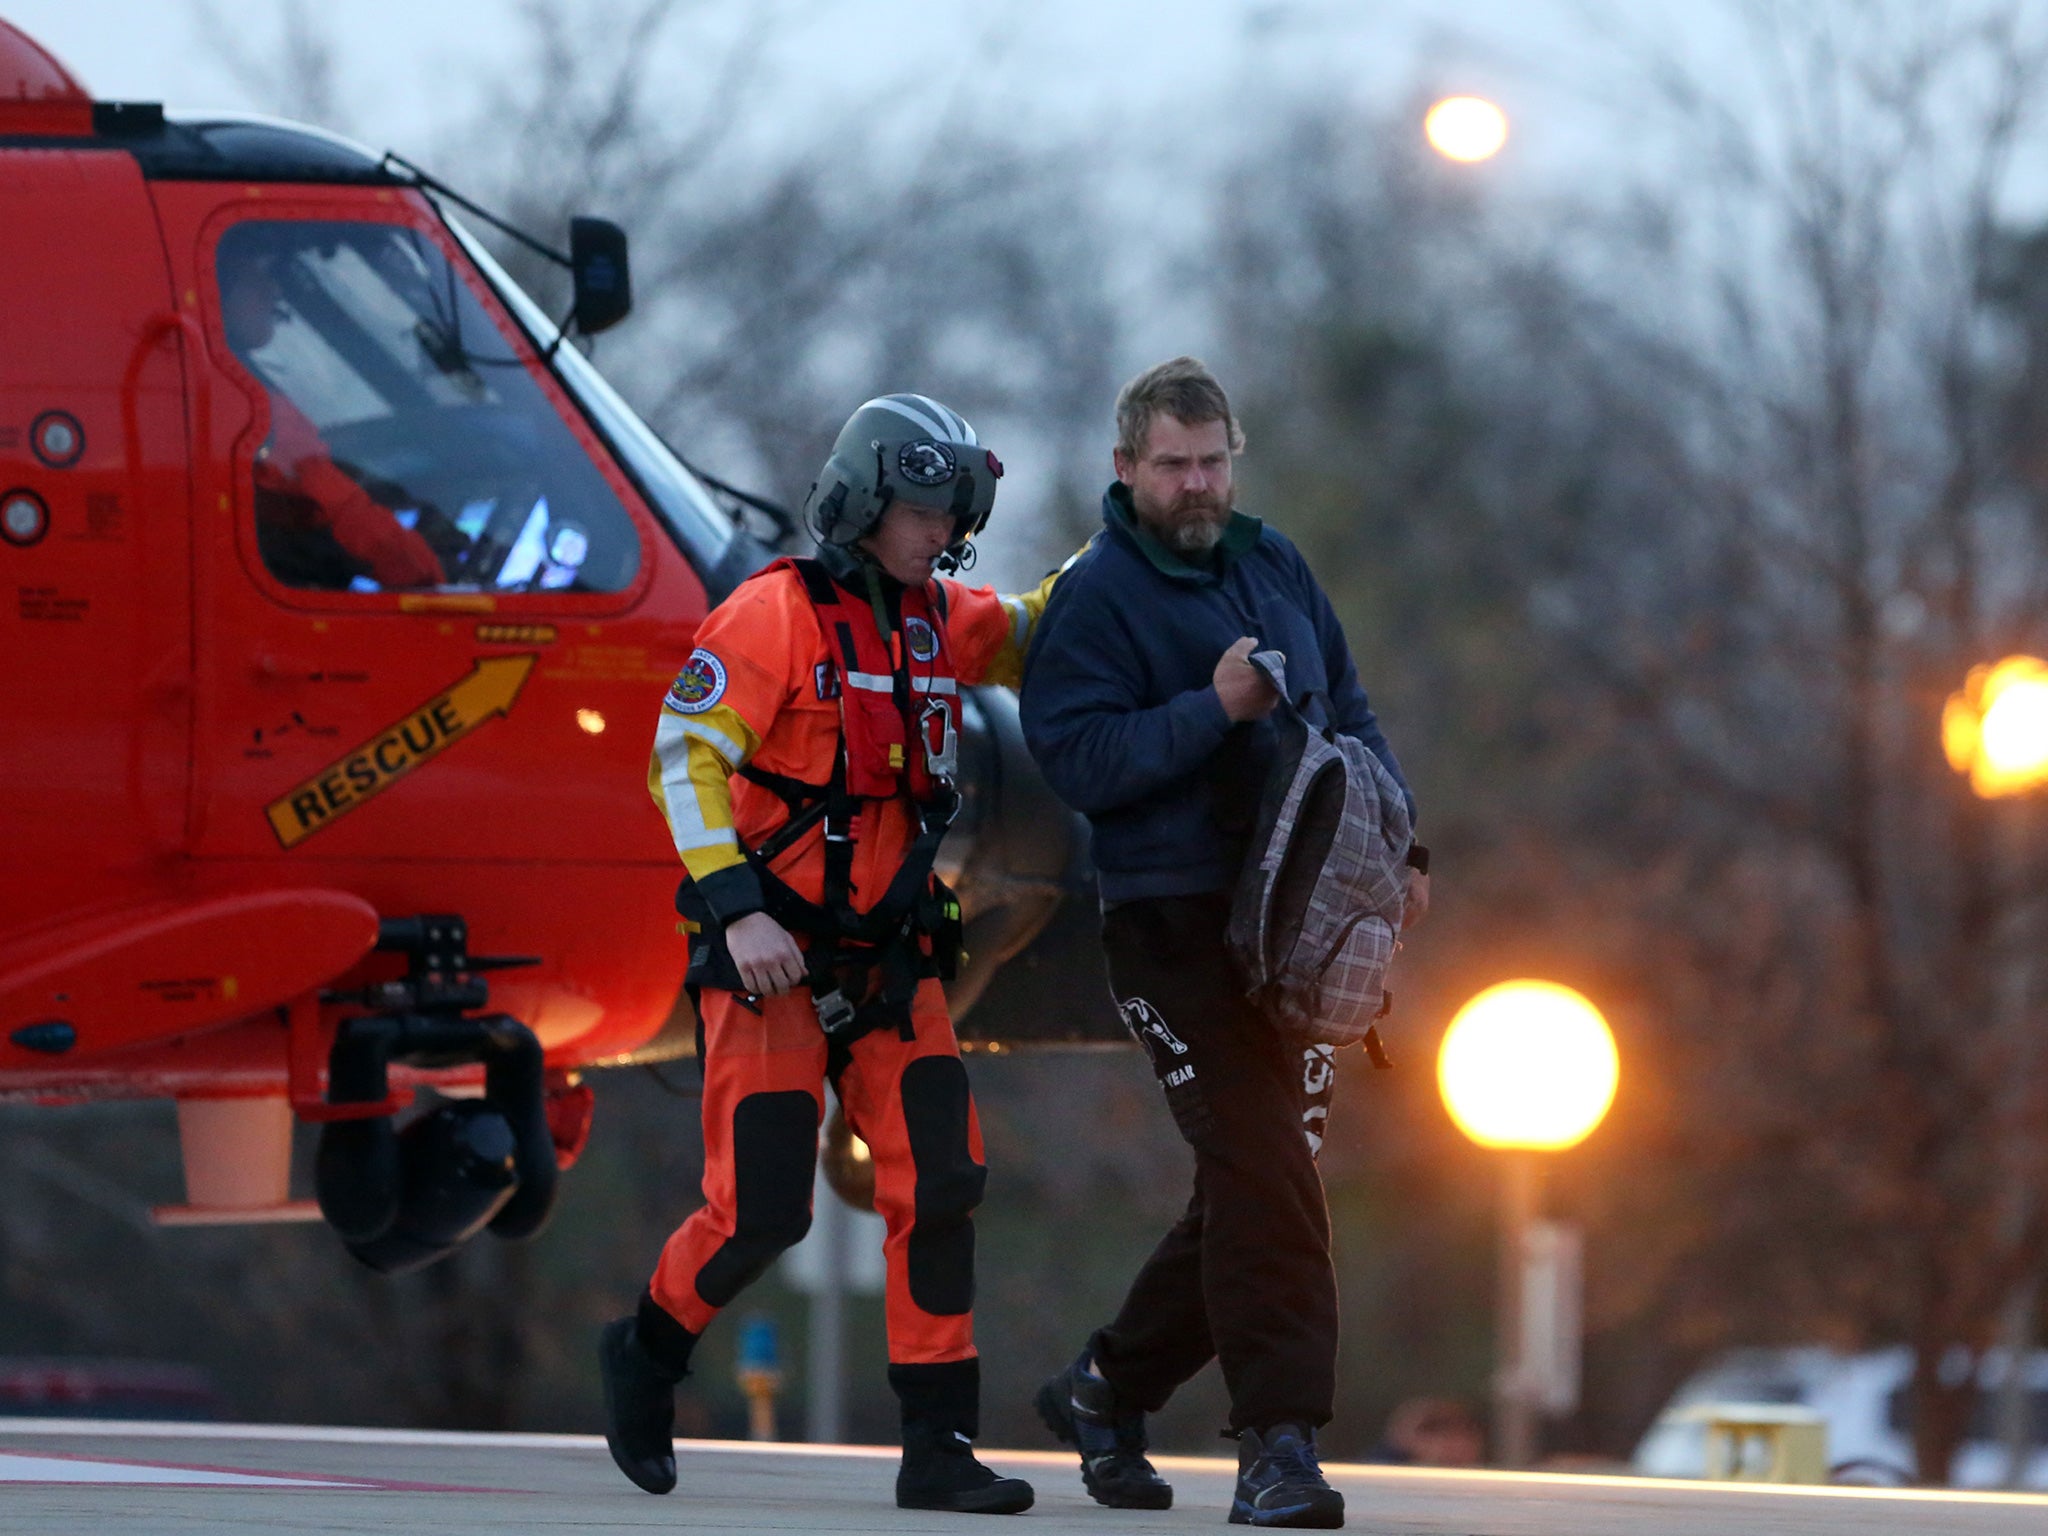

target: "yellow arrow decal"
[265,654,537,849]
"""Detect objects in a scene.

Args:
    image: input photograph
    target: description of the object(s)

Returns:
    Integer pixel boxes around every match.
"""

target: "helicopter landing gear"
[312,915,558,1275]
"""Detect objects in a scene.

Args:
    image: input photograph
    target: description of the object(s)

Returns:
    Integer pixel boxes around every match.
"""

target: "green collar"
[1104,482,1262,582]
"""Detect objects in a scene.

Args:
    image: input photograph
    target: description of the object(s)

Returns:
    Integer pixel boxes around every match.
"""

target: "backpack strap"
[1251,647,1345,739]
[1247,649,1310,722]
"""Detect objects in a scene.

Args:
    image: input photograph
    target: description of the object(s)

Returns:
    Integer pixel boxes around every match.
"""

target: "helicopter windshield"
[216,219,643,596]
[440,218,739,576]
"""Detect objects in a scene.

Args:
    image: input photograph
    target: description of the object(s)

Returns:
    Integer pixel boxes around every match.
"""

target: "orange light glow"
[1944,656,2048,798]
[1438,981,1618,1151]
[1425,96,1509,163]
[576,709,607,735]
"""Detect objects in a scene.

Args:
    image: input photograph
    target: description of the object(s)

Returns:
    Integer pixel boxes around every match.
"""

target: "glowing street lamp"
[1424,95,1510,164]
[1942,656,2048,1475]
[1944,655,2048,799]
[1439,980,1618,1467]
[1440,981,1618,1152]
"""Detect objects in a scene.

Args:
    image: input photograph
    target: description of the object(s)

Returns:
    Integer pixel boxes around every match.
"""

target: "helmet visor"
[881,437,1001,541]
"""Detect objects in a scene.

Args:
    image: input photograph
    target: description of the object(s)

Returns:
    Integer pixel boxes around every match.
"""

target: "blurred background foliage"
[10,0,2048,1482]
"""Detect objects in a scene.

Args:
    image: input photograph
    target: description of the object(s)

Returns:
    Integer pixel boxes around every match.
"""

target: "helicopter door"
[148,188,656,862]
[0,150,192,907]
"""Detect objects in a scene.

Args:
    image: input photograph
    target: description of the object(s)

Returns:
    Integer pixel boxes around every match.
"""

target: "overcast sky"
[15,0,1732,189]
[6,0,1711,577]
[23,2,2048,241]
[17,1,2048,584]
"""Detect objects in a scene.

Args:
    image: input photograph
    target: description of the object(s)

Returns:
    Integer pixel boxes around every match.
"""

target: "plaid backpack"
[1226,650,1414,1054]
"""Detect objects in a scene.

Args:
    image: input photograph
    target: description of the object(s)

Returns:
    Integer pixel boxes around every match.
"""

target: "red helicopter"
[0,19,1095,1274]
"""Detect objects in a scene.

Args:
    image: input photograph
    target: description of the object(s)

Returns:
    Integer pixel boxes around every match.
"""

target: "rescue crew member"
[1020,358,1428,1530]
[601,394,1054,1515]
[217,240,446,591]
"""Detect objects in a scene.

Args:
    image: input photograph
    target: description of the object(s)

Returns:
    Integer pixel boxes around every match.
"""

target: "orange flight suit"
[646,558,1052,1367]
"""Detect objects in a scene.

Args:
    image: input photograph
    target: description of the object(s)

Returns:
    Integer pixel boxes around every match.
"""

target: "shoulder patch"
[665,649,729,714]
[904,615,940,664]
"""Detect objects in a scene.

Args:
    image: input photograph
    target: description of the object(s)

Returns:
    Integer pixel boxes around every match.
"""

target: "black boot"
[897,1420,1035,1514]
[1034,1348,1172,1508]
[890,1357,1033,1515]
[1230,1424,1344,1529]
[598,1294,697,1495]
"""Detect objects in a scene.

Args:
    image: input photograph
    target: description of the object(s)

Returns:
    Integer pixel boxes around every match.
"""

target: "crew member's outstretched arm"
[941,549,1080,688]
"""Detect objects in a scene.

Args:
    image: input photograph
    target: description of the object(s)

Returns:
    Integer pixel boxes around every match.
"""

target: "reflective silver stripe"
[864,396,949,440]
[673,826,738,853]
[1002,595,1028,649]
[846,668,956,696]
[673,713,748,765]
[654,711,749,859]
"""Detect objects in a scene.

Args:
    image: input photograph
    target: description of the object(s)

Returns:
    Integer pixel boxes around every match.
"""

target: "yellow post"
[1696,1404,1829,1484]
[735,1315,782,1442]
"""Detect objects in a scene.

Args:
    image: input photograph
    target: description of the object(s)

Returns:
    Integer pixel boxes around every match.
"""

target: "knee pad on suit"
[695,1089,818,1308]
[900,1056,986,1316]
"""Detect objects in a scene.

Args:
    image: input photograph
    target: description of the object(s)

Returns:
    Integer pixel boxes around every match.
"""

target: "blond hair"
[1114,356,1246,461]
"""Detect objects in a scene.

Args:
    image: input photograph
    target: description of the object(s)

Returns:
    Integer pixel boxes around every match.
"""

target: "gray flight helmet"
[802,393,1003,558]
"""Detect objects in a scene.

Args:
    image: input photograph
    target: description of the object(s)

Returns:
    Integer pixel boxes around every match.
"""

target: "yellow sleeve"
[647,693,762,884]
[646,577,803,888]
[945,544,1084,689]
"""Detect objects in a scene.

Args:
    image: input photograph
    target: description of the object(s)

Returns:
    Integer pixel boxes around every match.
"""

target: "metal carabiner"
[918,696,959,784]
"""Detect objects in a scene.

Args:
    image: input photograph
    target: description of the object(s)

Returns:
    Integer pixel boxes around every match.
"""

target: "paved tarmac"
[4,1419,2048,1534]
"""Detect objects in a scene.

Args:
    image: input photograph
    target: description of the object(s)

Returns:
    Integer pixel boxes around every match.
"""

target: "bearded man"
[1018,357,1427,1530]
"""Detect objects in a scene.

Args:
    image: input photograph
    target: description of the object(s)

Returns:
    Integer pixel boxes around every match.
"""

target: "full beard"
[1139,491,1231,554]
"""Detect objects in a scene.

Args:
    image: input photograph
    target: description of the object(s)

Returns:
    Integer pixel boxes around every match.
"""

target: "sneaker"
[896,1421,1035,1514]
[598,1316,680,1495]
[1034,1350,1173,1509]
[1229,1424,1344,1529]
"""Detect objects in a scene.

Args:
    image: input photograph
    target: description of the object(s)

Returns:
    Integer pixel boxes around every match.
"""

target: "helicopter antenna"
[673,456,797,543]
[382,152,790,541]
[379,153,572,269]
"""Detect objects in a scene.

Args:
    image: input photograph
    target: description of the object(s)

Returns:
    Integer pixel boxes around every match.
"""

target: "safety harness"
[678,557,966,1044]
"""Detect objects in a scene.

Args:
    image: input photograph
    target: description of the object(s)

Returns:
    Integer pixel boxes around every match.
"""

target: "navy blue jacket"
[1021,483,1413,904]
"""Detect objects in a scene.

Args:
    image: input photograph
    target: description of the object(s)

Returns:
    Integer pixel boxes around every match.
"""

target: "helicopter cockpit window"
[215,219,642,596]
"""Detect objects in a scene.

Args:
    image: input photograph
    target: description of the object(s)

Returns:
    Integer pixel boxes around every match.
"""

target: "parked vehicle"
[1632,1346,2048,1488]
